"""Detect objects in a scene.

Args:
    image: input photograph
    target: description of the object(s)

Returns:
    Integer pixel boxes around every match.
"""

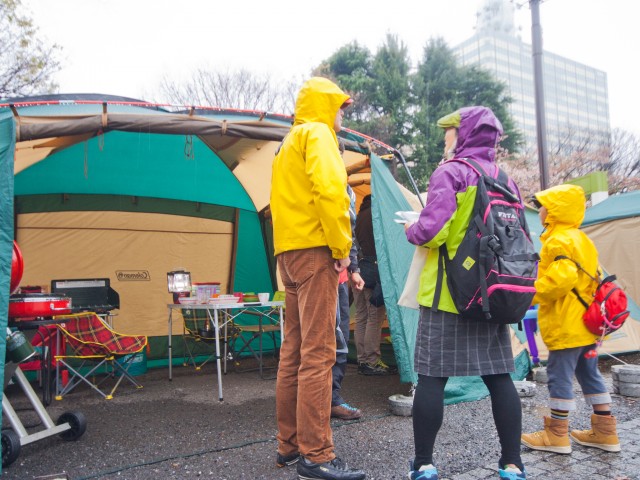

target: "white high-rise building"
[453,0,610,153]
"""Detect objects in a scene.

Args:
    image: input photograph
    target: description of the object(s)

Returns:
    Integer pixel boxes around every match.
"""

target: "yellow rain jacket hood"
[533,184,600,350]
[270,77,352,259]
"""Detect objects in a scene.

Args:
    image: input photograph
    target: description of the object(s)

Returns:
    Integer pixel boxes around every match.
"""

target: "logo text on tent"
[116,270,150,281]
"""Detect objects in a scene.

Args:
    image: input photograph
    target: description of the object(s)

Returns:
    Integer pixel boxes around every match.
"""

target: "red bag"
[555,256,630,337]
[582,275,630,336]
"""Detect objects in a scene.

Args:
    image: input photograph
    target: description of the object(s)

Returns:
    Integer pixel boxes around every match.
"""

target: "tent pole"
[228,209,239,294]
[393,150,424,208]
[259,208,279,292]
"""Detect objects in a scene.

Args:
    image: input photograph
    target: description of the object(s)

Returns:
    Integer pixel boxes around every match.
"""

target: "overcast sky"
[23,0,640,134]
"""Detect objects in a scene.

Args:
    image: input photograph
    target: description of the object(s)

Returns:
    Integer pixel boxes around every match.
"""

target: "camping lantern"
[167,270,192,303]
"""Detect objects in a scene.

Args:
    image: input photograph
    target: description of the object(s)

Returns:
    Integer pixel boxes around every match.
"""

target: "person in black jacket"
[353,194,396,376]
[331,184,366,420]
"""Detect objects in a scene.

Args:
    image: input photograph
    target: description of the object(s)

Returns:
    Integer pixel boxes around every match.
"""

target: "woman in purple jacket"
[404,106,526,480]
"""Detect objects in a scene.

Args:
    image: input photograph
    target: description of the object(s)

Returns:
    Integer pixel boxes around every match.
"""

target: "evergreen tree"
[315,36,522,192]
[313,41,376,127]
[314,36,413,178]
[411,38,521,189]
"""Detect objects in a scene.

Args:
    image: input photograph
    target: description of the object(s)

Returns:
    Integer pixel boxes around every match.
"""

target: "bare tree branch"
[0,0,61,98]
[502,125,640,200]
[156,68,301,115]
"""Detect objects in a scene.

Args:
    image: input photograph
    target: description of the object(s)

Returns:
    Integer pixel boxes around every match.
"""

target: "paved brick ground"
[446,416,640,479]
[2,356,639,479]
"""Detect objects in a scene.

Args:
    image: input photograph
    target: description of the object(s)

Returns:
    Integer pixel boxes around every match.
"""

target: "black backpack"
[433,158,539,324]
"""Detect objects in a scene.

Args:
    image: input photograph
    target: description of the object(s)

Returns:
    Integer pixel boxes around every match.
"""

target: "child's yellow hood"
[535,184,586,228]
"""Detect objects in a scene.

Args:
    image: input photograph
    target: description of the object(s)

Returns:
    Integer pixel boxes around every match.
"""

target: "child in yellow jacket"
[521,184,620,454]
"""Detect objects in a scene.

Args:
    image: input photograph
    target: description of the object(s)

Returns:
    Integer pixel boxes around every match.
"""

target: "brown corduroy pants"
[275,247,339,463]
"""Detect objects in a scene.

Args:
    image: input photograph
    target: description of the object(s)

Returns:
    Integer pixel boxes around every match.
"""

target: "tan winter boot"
[570,414,621,452]
[521,416,572,454]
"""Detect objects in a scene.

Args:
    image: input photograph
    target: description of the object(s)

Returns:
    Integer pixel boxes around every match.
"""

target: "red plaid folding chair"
[54,313,147,400]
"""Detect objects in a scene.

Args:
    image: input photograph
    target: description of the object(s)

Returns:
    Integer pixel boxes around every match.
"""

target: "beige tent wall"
[510,329,530,361]
[517,215,640,362]
[581,216,640,358]
[522,317,640,363]
[16,211,233,338]
[582,217,640,304]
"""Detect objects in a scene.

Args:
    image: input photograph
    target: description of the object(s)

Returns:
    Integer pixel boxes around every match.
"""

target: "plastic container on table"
[193,282,221,303]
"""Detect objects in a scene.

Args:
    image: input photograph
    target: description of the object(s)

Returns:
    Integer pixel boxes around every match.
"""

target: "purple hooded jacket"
[405,106,523,311]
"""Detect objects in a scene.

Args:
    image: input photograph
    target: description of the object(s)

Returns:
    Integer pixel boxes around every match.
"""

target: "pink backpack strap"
[448,158,499,179]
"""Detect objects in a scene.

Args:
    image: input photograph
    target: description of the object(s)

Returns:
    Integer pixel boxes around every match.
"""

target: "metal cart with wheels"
[2,361,86,468]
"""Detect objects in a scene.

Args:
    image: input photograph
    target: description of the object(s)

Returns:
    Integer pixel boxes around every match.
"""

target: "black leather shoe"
[276,451,300,467]
[331,403,362,420]
[297,456,366,480]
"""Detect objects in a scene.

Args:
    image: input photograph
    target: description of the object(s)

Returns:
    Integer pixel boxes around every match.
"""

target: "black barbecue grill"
[51,278,120,314]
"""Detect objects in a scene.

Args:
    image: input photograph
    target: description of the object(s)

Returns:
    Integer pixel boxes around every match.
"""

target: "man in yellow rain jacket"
[522,184,621,456]
[271,77,366,480]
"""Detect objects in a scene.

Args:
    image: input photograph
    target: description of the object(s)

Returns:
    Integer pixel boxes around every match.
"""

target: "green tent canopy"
[1,95,426,385]
[0,94,534,417]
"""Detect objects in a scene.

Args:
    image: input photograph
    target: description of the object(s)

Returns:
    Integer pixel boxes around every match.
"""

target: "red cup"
[232,292,244,302]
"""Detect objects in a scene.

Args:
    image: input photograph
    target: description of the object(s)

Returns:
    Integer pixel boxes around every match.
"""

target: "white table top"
[168,301,284,309]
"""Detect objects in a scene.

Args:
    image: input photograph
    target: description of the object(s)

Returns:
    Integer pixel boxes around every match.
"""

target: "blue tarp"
[582,190,640,226]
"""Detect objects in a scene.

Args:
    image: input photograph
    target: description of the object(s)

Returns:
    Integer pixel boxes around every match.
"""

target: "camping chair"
[231,294,284,379]
[273,290,285,304]
[181,309,238,372]
[54,313,147,400]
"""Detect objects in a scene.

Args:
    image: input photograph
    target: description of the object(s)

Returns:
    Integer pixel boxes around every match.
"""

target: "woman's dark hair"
[359,194,372,213]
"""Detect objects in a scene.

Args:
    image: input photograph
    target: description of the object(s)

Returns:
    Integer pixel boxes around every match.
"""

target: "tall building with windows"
[453,0,610,153]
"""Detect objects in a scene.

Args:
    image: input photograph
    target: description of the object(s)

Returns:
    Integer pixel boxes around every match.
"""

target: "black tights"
[412,373,523,471]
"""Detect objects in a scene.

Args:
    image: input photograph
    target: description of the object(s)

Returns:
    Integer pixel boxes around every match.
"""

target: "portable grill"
[50,278,119,314]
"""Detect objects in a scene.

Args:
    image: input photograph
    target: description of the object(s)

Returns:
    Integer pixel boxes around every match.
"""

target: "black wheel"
[57,411,87,441]
[1,429,21,468]
[41,346,54,406]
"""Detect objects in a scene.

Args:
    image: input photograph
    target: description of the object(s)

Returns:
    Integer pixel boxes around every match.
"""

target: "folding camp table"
[167,301,284,401]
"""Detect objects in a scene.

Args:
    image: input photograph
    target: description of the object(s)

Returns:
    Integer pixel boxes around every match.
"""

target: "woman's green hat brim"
[436,111,461,129]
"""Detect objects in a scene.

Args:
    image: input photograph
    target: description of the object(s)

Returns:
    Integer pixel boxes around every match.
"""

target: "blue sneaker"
[498,465,526,479]
[408,460,438,480]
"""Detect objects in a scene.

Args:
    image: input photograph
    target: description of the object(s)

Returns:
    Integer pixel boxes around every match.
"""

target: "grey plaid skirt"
[414,307,515,377]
